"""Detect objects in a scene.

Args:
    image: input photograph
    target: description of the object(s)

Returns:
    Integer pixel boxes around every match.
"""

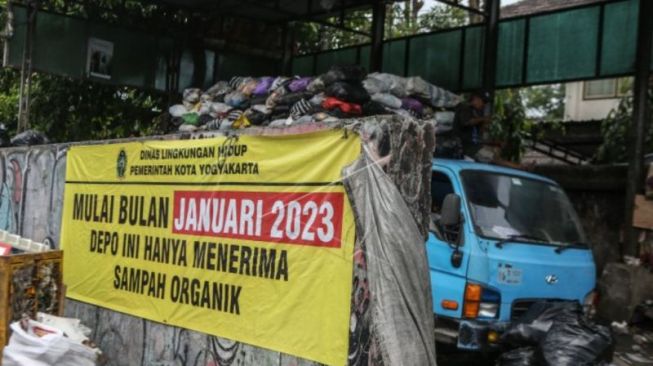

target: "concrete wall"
[564,81,620,121]
[534,164,626,274]
[0,142,345,366]
[0,118,437,366]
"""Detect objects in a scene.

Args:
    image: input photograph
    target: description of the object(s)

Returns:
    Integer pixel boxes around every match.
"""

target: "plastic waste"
[325,81,370,104]
[168,104,187,118]
[2,319,99,366]
[501,301,614,366]
[322,64,367,85]
[406,76,460,108]
[364,73,408,97]
[371,93,402,109]
[497,347,538,366]
[538,318,613,366]
[502,302,581,346]
[11,130,49,146]
[182,88,201,104]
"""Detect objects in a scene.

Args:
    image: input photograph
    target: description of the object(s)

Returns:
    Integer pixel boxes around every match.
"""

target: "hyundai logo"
[545,275,558,285]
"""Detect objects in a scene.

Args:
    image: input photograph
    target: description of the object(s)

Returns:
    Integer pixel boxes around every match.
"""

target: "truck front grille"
[511,300,536,321]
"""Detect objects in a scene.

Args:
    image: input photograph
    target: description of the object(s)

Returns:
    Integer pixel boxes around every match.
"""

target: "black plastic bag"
[538,319,613,366]
[361,100,388,116]
[497,347,538,366]
[501,301,614,366]
[325,82,370,105]
[322,64,367,85]
[11,130,49,146]
[502,301,581,346]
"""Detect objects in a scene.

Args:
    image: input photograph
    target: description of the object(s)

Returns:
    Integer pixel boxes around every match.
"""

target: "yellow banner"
[61,130,360,366]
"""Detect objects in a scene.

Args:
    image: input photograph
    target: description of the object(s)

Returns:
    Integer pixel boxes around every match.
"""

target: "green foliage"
[0,68,165,142]
[594,92,653,164]
[386,2,467,38]
[0,0,171,142]
[490,89,531,162]
[522,84,565,121]
[295,2,469,53]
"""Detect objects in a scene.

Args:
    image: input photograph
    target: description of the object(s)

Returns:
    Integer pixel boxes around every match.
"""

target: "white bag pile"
[2,314,100,366]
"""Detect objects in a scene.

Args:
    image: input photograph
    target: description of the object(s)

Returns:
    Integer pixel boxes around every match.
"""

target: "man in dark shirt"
[453,91,492,159]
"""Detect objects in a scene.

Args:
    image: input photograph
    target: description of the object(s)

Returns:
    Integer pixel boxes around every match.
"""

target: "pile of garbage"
[497,301,614,366]
[2,313,101,366]
[166,65,461,132]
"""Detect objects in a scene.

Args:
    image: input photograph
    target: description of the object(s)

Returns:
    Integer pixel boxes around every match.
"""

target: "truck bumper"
[435,316,508,351]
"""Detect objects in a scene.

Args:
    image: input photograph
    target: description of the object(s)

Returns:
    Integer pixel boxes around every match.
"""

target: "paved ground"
[613,330,653,366]
[437,328,653,366]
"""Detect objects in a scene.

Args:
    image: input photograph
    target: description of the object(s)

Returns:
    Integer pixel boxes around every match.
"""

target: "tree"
[594,91,653,163]
[521,84,565,121]
[0,0,171,142]
[295,2,469,53]
[490,88,531,162]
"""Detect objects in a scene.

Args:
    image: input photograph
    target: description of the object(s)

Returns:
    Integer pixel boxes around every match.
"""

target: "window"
[583,79,617,99]
[430,171,456,242]
[583,77,633,100]
[431,172,454,214]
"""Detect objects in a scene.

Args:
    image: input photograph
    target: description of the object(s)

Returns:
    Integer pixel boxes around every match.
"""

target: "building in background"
[564,78,632,121]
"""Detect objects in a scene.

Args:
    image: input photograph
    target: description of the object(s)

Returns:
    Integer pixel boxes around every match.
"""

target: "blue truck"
[428,159,596,350]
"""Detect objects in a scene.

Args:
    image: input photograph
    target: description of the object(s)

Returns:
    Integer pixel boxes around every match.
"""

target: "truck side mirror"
[441,193,463,268]
[441,193,461,226]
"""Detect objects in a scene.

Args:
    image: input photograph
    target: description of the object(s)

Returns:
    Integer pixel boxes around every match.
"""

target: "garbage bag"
[406,76,460,108]
[182,88,201,104]
[371,93,402,109]
[538,319,613,366]
[244,108,269,126]
[325,81,370,104]
[288,77,313,93]
[253,76,274,95]
[290,99,314,118]
[11,130,49,146]
[497,347,538,366]
[270,76,291,92]
[307,76,326,93]
[322,64,367,85]
[364,73,408,97]
[502,301,581,346]
[277,92,312,106]
[2,319,98,366]
[224,91,249,108]
[501,301,614,366]
[168,104,188,118]
[362,100,388,116]
[204,81,232,101]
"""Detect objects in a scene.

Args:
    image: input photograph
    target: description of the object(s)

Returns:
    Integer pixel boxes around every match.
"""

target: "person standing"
[453,91,492,160]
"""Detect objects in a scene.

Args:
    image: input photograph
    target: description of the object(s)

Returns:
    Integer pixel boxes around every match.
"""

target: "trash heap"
[497,301,614,366]
[166,65,461,132]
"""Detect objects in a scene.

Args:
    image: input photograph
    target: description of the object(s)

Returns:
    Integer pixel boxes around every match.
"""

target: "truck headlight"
[479,303,499,318]
[463,283,501,319]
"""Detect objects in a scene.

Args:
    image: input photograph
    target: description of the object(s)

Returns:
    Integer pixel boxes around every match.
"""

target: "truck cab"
[428,159,596,350]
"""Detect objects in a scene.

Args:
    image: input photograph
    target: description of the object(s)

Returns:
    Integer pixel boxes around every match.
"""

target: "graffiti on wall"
[0,142,375,366]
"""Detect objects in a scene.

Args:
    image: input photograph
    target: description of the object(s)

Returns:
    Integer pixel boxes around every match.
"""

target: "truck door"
[427,169,471,319]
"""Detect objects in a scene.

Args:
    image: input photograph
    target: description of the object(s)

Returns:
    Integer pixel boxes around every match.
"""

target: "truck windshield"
[460,170,586,246]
